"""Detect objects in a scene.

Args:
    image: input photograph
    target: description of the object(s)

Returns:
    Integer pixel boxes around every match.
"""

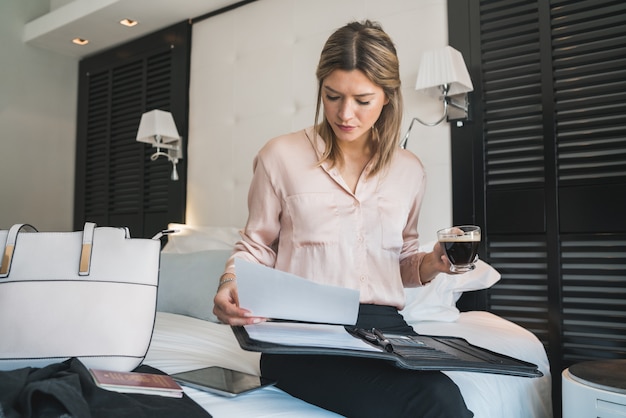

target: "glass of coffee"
[437,225,481,273]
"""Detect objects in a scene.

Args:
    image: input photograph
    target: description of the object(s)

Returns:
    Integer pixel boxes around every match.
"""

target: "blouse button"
[360,275,367,282]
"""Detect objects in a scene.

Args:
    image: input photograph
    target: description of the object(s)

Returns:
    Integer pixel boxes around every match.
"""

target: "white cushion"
[157,250,232,322]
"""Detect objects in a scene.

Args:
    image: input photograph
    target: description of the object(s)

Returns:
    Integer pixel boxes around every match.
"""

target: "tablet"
[171,366,276,397]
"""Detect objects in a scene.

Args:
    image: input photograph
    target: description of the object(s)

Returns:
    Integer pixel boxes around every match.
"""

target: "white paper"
[244,322,379,352]
[235,259,360,325]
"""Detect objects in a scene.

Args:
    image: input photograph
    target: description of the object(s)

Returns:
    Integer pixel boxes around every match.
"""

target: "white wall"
[0,0,78,231]
[187,0,453,242]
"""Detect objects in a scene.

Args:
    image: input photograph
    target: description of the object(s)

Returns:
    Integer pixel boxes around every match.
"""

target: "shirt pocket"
[286,193,340,247]
[377,196,406,252]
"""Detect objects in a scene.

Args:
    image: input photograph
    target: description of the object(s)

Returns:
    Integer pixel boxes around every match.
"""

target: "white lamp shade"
[136,109,181,144]
[414,46,474,98]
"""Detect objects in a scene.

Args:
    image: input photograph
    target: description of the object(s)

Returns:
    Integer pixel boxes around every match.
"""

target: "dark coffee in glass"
[437,225,481,272]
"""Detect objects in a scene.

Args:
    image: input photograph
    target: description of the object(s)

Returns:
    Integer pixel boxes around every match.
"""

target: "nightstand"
[562,359,626,418]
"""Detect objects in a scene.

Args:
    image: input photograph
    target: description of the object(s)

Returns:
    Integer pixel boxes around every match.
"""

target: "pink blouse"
[224,127,427,309]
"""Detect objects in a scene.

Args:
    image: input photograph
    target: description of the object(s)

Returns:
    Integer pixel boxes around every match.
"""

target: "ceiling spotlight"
[72,38,89,45]
[120,18,138,27]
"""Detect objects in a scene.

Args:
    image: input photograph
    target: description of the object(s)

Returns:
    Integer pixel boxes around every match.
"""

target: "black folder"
[232,324,543,378]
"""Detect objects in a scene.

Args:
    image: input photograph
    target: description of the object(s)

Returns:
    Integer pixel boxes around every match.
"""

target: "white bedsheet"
[144,311,552,418]
[413,312,552,418]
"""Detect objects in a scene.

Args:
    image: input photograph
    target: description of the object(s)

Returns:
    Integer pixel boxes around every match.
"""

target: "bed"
[145,224,553,418]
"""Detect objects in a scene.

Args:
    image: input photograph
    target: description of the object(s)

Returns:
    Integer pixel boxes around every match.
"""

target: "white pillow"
[161,223,241,253]
[157,250,232,322]
[400,242,500,322]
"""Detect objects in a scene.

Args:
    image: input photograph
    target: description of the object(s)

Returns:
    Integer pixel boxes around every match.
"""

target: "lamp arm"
[150,150,171,161]
[400,100,449,149]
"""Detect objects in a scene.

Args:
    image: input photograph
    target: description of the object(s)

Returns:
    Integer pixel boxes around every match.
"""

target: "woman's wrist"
[218,273,236,289]
[418,252,440,284]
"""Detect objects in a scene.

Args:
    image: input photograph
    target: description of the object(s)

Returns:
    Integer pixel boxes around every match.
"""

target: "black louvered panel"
[84,71,110,218]
[146,51,172,109]
[480,0,546,187]
[108,60,144,214]
[143,163,170,212]
[451,2,626,415]
[486,236,550,345]
[561,234,626,364]
[143,144,170,213]
[552,0,626,183]
[143,50,174,212]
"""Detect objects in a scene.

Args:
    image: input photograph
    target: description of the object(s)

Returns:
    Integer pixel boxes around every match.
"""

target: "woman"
[214,20,473,417]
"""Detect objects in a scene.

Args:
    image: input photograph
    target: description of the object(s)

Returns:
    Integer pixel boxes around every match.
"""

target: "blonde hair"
[314,20,403,176]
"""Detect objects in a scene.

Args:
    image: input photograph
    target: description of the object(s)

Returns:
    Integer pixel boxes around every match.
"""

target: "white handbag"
[0,222,161,372]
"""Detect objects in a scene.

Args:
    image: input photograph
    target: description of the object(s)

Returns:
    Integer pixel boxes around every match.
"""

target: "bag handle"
[79,222,96,276]
[0,224,38,277]
[0,223,97,278]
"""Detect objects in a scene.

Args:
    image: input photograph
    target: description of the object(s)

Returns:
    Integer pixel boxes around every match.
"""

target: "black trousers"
[260,304,474,418]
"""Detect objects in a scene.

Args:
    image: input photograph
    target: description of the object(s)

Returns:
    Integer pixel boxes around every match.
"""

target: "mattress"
[144,311,552,418]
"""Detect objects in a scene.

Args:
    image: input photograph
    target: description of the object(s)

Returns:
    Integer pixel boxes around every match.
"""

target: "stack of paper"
[235,259,360,325]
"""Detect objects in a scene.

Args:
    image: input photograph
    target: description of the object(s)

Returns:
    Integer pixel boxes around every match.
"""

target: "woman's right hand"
[213,280,266,326]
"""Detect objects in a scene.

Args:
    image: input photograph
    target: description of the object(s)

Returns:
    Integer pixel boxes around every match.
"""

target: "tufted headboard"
[186,0,453,242]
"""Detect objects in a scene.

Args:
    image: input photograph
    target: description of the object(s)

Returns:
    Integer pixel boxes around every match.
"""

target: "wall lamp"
[400,46,473,149]
[136,110,183,181]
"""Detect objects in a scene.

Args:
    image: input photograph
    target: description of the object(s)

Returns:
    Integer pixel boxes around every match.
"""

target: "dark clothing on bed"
[261,304,474,418]
[0,358,211,418]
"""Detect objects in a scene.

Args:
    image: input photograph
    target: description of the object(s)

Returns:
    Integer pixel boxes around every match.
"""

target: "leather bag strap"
[78,222,96,276]
[0,224,38,277]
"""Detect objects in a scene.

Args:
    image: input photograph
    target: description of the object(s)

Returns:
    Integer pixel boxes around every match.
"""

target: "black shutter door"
[551,0,626,365]
[478,1,551,353]
[449,1,626,415]
[74,22,190,238]
[473,0,626,366]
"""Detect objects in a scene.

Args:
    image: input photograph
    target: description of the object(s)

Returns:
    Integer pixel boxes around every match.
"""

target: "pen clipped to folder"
[350,328,394,353]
